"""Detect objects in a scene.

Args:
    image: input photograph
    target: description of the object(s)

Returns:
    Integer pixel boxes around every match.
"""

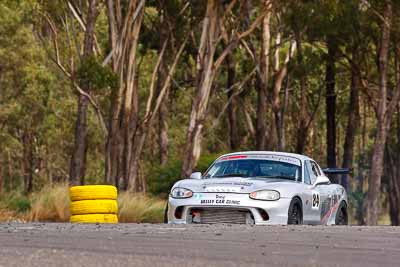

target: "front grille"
[190,208,253,224]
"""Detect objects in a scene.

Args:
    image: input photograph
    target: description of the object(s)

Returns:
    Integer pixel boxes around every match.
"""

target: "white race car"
[166,151,348,225]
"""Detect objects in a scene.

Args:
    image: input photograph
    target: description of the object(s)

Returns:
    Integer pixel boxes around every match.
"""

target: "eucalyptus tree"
[69,0,99,186]
[180,0,266,178]
[0,0,65,192]
[105,0,188,191]
[365,0,400,225]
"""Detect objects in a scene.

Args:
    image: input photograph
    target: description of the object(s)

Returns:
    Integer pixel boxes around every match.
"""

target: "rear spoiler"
[322,168,351,175]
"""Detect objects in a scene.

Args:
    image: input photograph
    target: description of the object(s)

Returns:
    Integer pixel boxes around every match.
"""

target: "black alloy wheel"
[288,198,303,225]
[335,202,348,225]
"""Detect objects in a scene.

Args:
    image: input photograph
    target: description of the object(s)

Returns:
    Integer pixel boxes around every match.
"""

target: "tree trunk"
[365,64,390,225]
[69,0,98,186]
[389,175,400,225]
[274,111,284,151]
[105,0,122,186]
[341,50,361,191]
[127,35,186,191]
[69,95,89,185]
[0,157,3,194]
[7,150,12,191]
[387,145,400,225]
[180,0,263,177]
[158,77,169,166]
[255,0,272,150]
[181,0,220,178]
[295,32,309,154]
[127,128,146,192]
[326,37,337,182]
[226,54,239,150]
[127,36,186,191]
[157,6,170,166]
[366,0,392,225]
[105,0,145,190]
[123,65,140,191]
[22,130,34,193]
[279,75,290,151]
[387,109,400,225]
[272,33,294,152]
[106,0,186,190]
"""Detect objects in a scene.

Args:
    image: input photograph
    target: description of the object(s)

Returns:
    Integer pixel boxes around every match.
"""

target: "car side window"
[315,163,324,176]
[306,161,317,184]
[311,161,321,176]
[303,163,312,185]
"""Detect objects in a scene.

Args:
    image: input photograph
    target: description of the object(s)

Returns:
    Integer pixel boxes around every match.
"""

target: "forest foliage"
[1,0,400,225]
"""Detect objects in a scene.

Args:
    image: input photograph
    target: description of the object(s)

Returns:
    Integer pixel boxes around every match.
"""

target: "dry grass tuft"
[1,184,166,223]
[0,209,27,222]
[118,192,166,223]
[28,183,70,222]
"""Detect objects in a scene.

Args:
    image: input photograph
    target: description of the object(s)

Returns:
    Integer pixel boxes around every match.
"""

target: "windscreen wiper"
[213,173,248,178]
[255,175,295,180]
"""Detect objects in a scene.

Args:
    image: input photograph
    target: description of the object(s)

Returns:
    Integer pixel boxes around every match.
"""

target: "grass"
[118,192,166,223]
[0,184,391,225]
[0,191,31,222]
[0,209,26,222]
[0,191,31,213]
[29,183,71,222]
[0,183,166,223]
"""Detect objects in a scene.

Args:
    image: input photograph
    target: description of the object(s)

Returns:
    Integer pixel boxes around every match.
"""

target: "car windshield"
[204,158,301,181]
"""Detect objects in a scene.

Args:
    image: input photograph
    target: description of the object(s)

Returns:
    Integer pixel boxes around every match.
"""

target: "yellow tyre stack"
[69,185,118,223]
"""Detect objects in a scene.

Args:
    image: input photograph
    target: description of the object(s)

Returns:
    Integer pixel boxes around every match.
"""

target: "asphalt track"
[0,223,399,267]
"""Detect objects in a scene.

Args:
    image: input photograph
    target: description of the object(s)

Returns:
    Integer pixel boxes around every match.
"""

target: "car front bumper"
[168,192,292,225]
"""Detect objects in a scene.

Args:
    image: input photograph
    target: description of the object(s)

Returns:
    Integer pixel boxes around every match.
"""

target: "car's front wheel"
[287,197,303,225]
[335,201,348,225]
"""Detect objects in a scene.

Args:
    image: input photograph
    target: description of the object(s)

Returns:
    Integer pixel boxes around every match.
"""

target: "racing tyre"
[70,185,117,201]
[164,203,169,224]
[287,198,303,225]
[70,214,118,223]
[335,201,348,225]
[70,200,118,215]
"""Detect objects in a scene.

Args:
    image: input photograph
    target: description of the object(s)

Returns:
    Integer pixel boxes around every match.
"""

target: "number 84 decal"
[312,192,320,210]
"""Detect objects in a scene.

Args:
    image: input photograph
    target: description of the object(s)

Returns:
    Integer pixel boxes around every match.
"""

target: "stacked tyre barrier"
[69,185,118,223]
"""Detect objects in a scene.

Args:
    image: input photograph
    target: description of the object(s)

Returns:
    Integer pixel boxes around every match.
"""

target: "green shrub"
[147,159,181,198]
[0,191,31,213]
[11,198,31,213]
[147,153,223,198]
[348,190,366,225]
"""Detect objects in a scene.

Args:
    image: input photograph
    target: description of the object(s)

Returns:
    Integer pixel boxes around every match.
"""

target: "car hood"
[173,177,299,195]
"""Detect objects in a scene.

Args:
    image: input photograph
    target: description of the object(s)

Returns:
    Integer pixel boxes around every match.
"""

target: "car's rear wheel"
[164,203,169,224]
[335,201,348,225]
[287,198,303,225]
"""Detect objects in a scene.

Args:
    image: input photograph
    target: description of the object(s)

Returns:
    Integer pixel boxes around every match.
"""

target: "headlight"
[249,190,280,201]
[170,187,193,199]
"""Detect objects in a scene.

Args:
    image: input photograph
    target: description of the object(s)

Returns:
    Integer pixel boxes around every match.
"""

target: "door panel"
[302,161,314,224]
[304,161,320,224]
[314,184,332,224]
[304,161,331,224]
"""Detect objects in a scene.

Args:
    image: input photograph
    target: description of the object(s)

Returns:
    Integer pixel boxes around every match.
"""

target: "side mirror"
[313,176,330,187]
[190,172,202,179]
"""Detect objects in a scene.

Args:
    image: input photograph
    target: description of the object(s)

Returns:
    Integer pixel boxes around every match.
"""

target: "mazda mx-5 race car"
[166,151,348,225]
